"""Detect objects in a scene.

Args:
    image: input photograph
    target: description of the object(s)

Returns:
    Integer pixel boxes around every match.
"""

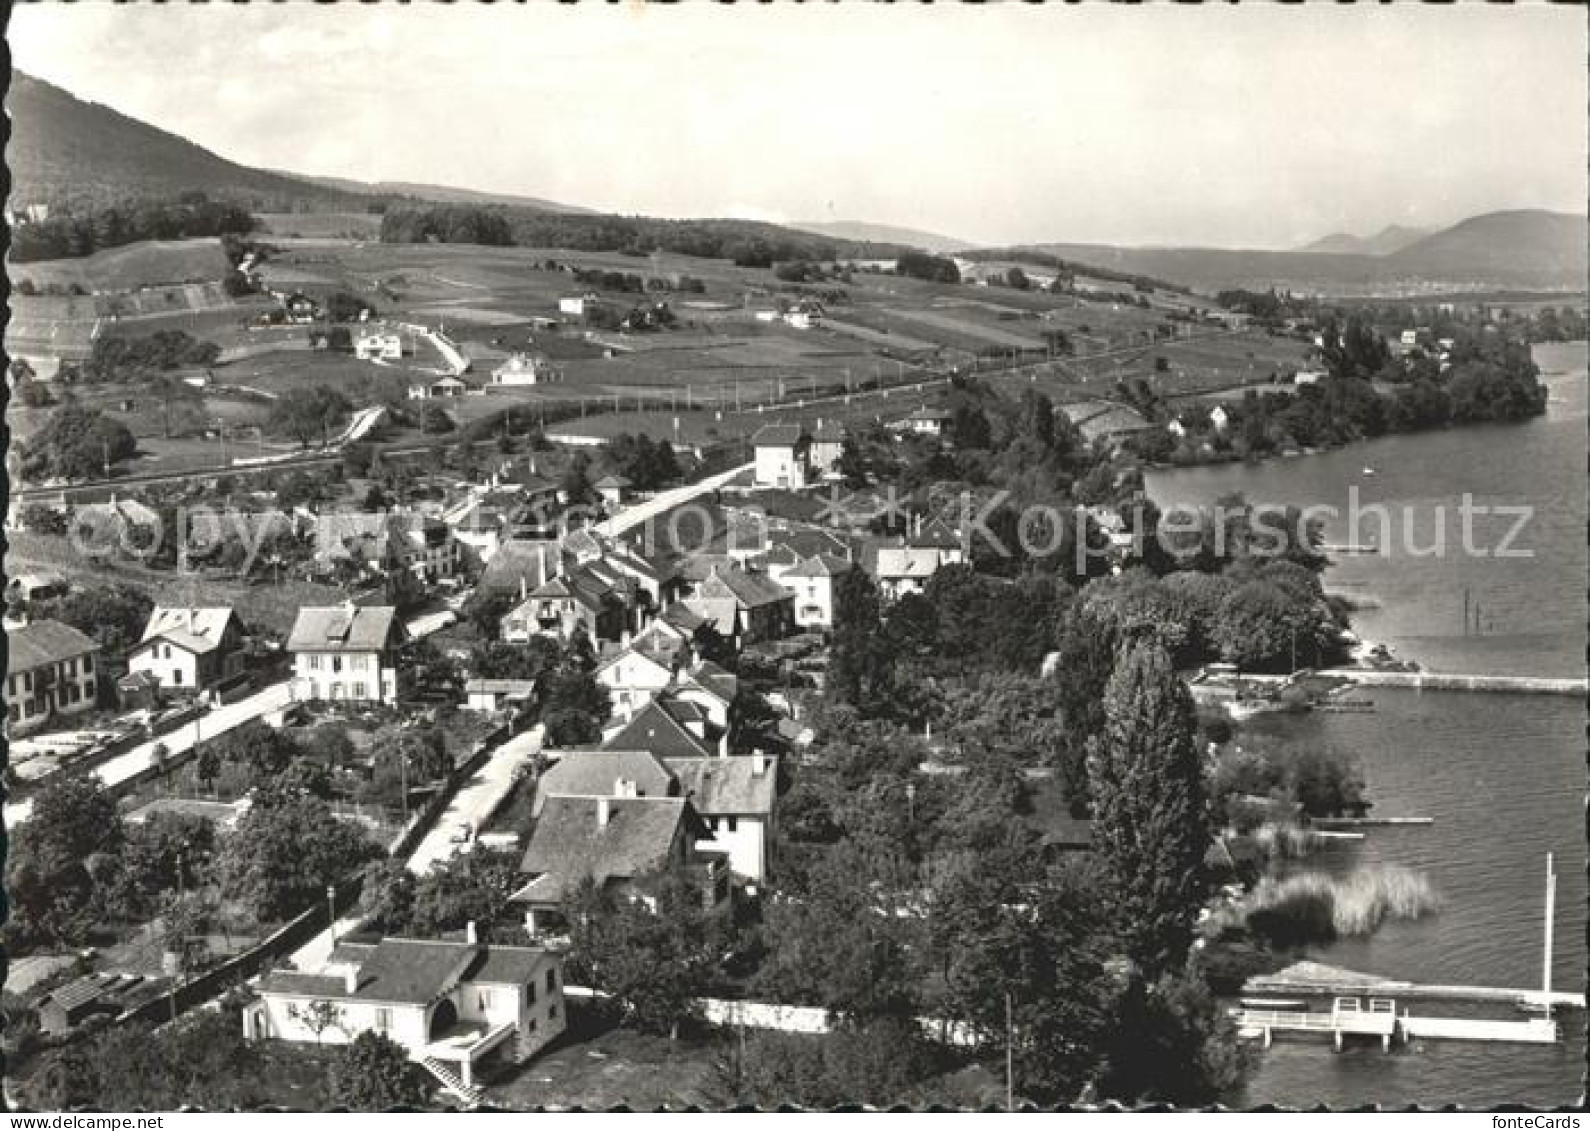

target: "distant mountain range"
[1024,210,1588,293]
[791,220,973,255]
[1296,224,1433,256]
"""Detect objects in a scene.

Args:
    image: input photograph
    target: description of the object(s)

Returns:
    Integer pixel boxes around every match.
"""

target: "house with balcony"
[287,604,403,704]
[245,932,566,1104]
[6,619,100,733]
[499,563,634,646]
[126,606,248,695]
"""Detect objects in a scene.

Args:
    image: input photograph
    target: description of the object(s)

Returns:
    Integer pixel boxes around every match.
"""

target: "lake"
[1148,342,1587,1107]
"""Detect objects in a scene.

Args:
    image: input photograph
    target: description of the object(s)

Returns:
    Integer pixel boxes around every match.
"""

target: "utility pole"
[328,884,340,947]
[1005,991,1015,1112]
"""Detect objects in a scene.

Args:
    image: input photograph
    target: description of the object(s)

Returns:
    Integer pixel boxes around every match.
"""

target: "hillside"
[1297,224,1432,256]
[1026,210,1587,294]
[791,220,973,255]
[6,70,357,212]
[1387,210,1587,280]
[283,172,592,215]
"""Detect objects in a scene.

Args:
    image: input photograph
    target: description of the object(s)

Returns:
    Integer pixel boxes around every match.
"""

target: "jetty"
[1244,962,1584,1013]
[1232,996,1560,1050]
[1326,668,1588,696]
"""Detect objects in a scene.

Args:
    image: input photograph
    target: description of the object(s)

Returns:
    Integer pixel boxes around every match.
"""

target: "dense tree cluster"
[269,385,352,447]
[895,250,961,283]
[602,432,682,491]
[20,404,138,481]
[10,193,257,263]
[381,205,901,262]
[79,330,220,383]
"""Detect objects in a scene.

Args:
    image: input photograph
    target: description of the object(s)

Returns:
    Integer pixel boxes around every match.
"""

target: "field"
[255,210,384,240]
[12,238,232,292]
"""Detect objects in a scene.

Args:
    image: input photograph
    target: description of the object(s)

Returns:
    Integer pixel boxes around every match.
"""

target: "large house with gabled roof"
[286,603,403,704]
[684,563,795,646]
[126,606,247,694]
[245,932,566,1102]
[510,795,728,935]
[6,619,100,733]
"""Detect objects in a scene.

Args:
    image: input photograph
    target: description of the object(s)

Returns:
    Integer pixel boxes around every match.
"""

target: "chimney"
[717,732,729,760]
[752,751,769,777]
[520,576,528,602]
[597,797,612,827]
[615,777,637,799]
[344,967,359,995]
[465,920,478,945]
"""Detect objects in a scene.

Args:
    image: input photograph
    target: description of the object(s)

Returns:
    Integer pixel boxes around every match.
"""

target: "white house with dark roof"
[593,474,631,509]
[286,604,403,704]
[6,619,100,733]
[126,607,247,694]
[594,646,676,720]
[782,552,853,629]
[245,933,566,1101]
[751,424,811,489]
[665,752,778,883]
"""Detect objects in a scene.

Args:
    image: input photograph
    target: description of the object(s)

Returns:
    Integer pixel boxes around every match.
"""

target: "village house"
[246,933,566,1102]
[500,558,639,646]
[286,603,403,704]
[408,375,472,400]
[464,678,536,714]
[807,421,847,479]
[557,293,605,319]
[685,563,795,646]
[594,474,631,509]
[126,606,247,695]
[751,424,811,489]
[6,619,100,733]
[283,292,320,324]
[315,511,461,584]
[873,544,951,601]
[896,406,952,438]
[782,552,852,630]
[594,645,676,720]
[7,570,68,605]
[604,696,718,761]
[666,751,778,884]
[491,353,555,387]
[355,332,404,361]
[510,795,728,937]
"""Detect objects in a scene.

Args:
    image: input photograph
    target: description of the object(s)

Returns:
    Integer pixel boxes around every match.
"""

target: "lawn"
[481,1011,730,1111]
[256,211,384,240]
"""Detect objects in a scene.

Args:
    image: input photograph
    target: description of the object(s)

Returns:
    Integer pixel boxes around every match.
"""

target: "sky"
[10,3,1587,249]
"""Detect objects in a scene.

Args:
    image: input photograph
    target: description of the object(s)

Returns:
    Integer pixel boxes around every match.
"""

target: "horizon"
[9,4,1588,251]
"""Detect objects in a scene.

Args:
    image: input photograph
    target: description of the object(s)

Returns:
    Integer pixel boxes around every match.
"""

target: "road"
[594,463,754,539]
[287,722,544,971]
[406,724,543,876]
[4,679,294,826]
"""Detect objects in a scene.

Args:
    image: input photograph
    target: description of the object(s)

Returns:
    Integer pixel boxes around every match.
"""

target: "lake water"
[1148,343,1587,1107]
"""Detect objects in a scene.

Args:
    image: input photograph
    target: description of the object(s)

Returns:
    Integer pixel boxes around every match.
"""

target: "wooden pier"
[1233,997,1561,1050]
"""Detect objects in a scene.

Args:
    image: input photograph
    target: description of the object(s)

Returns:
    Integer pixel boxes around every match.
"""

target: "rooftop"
[514,796,703,906]
[664,755,777,817]
[8,619,98,674]
[285,604,399,654]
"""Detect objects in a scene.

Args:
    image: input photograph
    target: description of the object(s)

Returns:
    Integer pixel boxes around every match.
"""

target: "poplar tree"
[1088,641,1210,978]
